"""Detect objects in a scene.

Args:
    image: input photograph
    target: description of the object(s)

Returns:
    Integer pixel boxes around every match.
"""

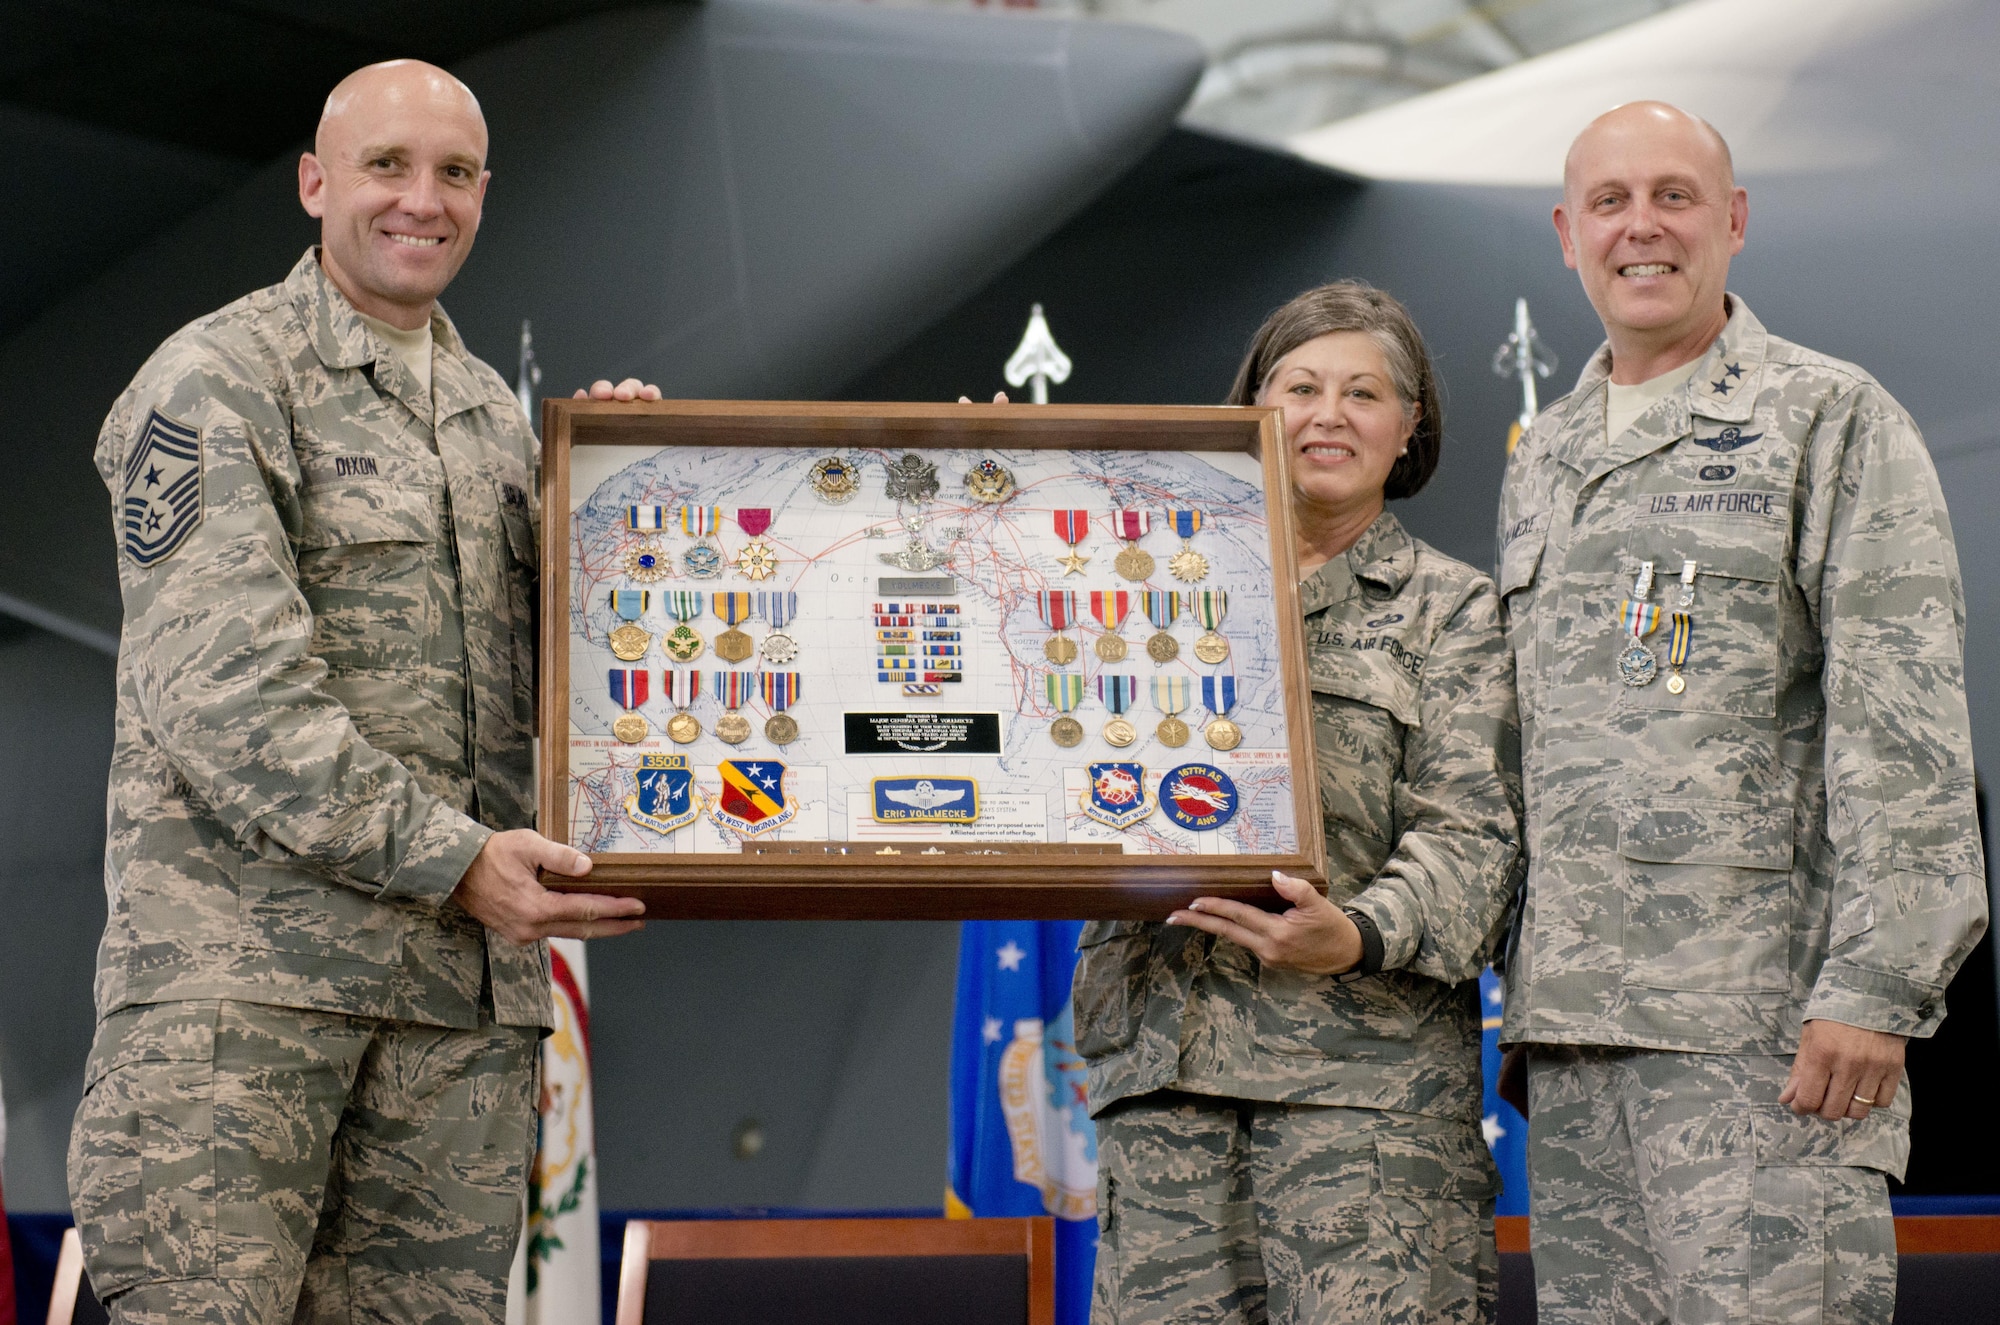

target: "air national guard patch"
[122,409,202,566]
[709,758,796,836]
[625,753,698,836]
[872,776,979,824]
[1160,763,1238,832]
[1081,762,1153,830]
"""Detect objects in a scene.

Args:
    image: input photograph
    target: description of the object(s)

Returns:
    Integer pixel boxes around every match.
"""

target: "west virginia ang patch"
[122,410,203,566]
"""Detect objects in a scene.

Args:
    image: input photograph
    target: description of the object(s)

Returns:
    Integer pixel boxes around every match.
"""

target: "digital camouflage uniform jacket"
[1075,512,1524,1125]
[1497,297,1987,1053]
[93,248,550,1030]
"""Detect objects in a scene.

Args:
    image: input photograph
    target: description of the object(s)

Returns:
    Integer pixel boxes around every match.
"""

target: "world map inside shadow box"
[537,399,1325,918]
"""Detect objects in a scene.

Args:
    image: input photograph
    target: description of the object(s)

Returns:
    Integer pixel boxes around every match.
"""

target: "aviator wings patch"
[122,410,203,566]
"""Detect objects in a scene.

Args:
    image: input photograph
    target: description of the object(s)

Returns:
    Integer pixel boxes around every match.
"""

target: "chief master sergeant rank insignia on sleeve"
[121,409,203,566]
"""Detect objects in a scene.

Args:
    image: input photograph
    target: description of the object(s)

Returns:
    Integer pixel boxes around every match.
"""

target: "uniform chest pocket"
[1497,521,1546,720]
[1618,538,1782,719]
[1309,646,1416,854]
[296,480,442,671]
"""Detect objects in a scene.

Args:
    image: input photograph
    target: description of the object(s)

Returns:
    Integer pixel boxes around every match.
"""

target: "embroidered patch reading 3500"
[122,410,203,566]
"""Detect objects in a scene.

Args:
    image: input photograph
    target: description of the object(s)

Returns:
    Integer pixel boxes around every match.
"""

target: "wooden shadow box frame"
[537,399,1325,919]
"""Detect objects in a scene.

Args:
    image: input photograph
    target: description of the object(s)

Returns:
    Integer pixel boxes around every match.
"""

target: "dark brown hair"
[1225,281,1442,500]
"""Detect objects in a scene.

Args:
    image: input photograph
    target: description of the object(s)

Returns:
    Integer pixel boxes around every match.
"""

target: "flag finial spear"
[1491,297,1555,452]
[1004,303,1072,405]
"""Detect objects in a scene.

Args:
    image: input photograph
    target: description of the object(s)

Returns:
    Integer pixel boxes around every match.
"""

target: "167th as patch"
[122,409,203,566]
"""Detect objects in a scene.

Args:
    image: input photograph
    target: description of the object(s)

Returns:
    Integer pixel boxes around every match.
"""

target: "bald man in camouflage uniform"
[1497,103,1986,1322]
[68,61,646,1324]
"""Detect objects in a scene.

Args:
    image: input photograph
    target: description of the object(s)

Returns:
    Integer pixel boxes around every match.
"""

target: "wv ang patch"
[122,409,203,566]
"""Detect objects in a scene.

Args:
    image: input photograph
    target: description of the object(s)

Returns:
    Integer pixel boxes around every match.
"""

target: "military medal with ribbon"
[712,592,755,663]
[964,458,1016,504]
[665,667,703,743]
[1617,560,1660,687]
[1046,671,1086,748]
[712,670,755,745]
[1151,674,1192,747]
[607,589,652,662]
[1201,672,1242,750]
[1107,510,1154,582]
[661,590,706,663]
[1190,590,1229,663]
[1098,674,1139,747]
[735,509,779,580]
[1665,561,1697,694]
[679,504,724,579]
[758,591,799,663]
[1167,508,1210,582]
[1052,509,1091,576]
[762,671,801,744]
[1038,590,1079,665]
[624,504,673,583]
[609,667,650,744]
[1090,589,1132,662]
[1142,590,1182,663]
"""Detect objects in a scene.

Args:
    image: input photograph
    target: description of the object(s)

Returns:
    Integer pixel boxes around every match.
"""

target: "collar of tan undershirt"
[357,310,434,406]
[1604,355,1702,442]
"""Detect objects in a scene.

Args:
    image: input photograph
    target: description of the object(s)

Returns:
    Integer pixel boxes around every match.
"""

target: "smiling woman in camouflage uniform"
[1075,283,1523,1325]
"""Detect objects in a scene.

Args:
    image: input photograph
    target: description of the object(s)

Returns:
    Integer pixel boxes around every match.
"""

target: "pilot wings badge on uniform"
[122,409,203,566]
[872,775,979,824]
[1690,426,1762,453]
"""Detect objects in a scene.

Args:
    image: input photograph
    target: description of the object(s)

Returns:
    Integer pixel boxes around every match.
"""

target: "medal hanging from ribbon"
[1191,590,1229,663]
[607,589,652,662]
[1151,674,1192,748]
[1053,510,1091,576]
[735,509,778,580]
[1098,674,1139,747]
[665,667,702,744]
[758,591,799,664]
[680,504,724,579]
[1617,598,1661,688]
[1038,590,1079,665]
[1167,508,1210,582]
[609,668,650,744]
[1109,509,1155,582]
[1201,672,1242,750]
[1142,590,1182,663]
[1665,612,1692,694]
[1046,671,1086,748]
[624,510,673,583]
[662,591,706,662]
[712,592,754,663]
[761,671,801,744]
[712,669,754,745]
[1090,589,1131,662]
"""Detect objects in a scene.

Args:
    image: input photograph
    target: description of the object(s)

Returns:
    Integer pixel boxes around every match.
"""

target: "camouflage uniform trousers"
[1526,1046,1902,1325]
[68,998,539,1325]
[1092,1090,1498,1325]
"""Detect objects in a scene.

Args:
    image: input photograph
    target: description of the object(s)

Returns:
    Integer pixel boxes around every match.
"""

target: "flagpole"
[1004,304,1072,404]
[1490,297,1554,452]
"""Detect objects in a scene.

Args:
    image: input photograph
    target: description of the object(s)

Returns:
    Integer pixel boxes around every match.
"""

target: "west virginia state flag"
[507,938,600,1325]
[949,921,1096,1325]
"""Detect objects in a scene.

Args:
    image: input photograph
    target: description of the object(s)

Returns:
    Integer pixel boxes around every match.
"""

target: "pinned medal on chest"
[1616,560,1660,687]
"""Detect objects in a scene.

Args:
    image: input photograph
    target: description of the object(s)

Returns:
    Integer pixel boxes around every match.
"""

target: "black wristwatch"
[1336,907,1385,983]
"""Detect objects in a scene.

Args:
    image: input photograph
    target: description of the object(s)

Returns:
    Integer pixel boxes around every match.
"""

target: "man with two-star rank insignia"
[71,60,655,1323]
[1495,101,1986,1323]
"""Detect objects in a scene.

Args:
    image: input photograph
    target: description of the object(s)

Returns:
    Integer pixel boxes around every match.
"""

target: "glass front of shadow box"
[562,442,1302,856]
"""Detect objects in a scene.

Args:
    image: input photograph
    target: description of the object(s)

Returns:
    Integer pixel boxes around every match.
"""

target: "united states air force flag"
[949,921,1095,1325]
[1480,966,1529,1215]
